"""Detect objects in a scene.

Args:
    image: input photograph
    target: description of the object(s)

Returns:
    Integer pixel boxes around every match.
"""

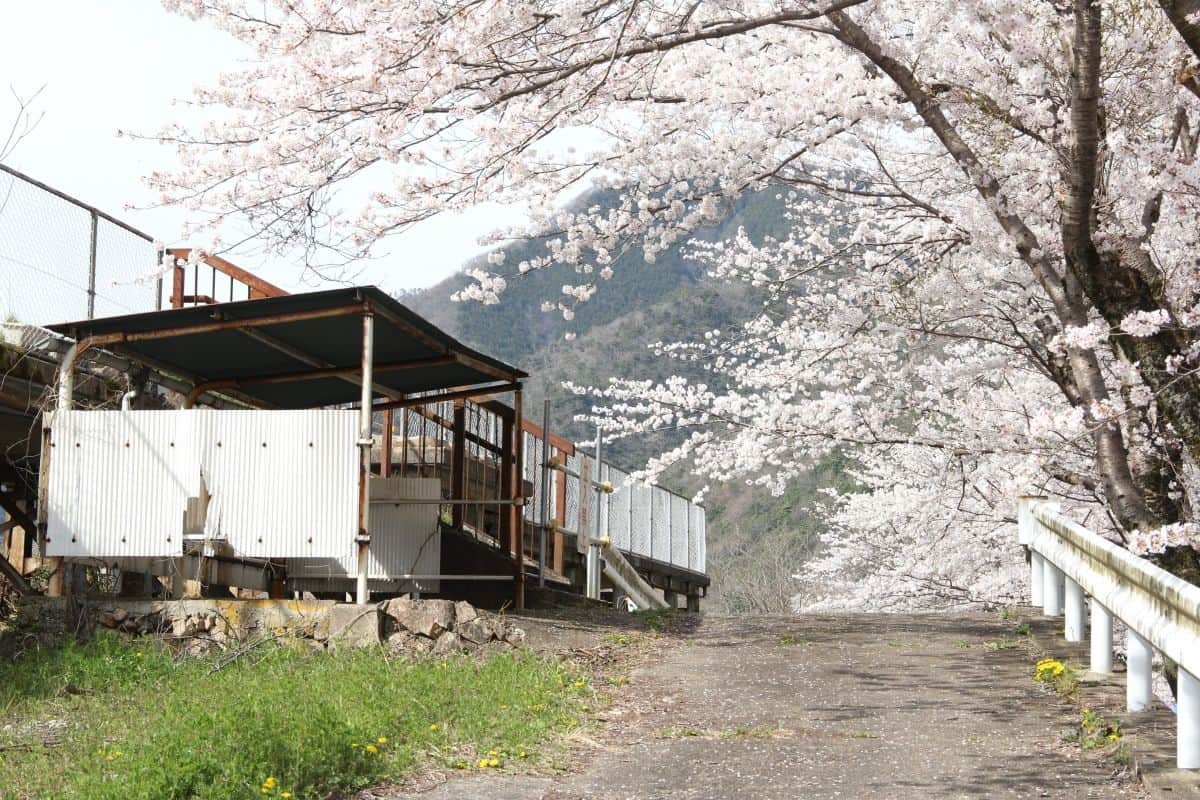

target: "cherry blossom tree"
[157,0,1200,605]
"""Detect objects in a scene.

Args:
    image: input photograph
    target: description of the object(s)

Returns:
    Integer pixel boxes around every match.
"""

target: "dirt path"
[378,612,1146,799]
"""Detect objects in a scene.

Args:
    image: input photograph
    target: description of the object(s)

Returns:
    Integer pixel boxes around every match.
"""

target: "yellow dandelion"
[263,777,277,788]
[377,736,388,744]
[478,758,490,769]
[105,755,114,762]
[573,680,586,688]
[488,758,500,767]
[488,749,499,756]
[281,794,292,799]
[114,751,122,758]
[365,744,379,754]
[350,742,360,748]
[135,652,143,658]
[519,751,527,759]
[429,723,438,731]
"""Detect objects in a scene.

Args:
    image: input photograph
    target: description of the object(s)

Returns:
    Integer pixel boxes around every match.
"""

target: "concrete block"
[320,604,381,648]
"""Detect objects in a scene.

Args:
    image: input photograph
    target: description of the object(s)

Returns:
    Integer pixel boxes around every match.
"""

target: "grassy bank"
[0,632,587,799]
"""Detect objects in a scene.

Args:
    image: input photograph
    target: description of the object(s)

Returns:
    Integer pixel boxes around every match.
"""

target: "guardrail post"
[1179,667,1200,769]
[1030,550,1045,606]
[1126,629,1154,712]
[1089,599,1113,674]
[1044,560,1065,616]
[1018,496,1046,606]
[1064,577,1086,641]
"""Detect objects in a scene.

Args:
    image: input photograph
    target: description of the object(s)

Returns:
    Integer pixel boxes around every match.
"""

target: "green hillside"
[402,187,857,612]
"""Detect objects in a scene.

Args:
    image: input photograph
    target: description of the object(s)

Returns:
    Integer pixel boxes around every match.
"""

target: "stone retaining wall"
[6,596,525,657]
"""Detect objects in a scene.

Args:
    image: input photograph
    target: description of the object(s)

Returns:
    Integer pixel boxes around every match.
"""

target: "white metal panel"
[195,410,358,558]
[46,410,198,557]
[688,504,706,573]
[630,482,652,558]
[670,494,688,569]
[290,477,441,590]
[366,477,441,589]
[46,409,358,560]
[607,467,632,552]
[651,487,671,563]
[565,453,581,533]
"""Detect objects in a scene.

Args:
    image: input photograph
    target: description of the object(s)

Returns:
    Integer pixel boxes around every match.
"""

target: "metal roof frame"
[48,286,526,410]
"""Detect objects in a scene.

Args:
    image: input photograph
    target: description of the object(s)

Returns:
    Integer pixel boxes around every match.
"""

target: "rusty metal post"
[381,408,394,478]
[451,401,466,528]
[499,415,513,552]
[171,264,185,309]
[538,399,551,587]
[356,311,375,605]
[155,248,164,311]
[512,386,524,610]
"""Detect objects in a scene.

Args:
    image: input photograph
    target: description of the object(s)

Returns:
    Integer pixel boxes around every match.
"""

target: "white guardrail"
[1018,497,1200,769]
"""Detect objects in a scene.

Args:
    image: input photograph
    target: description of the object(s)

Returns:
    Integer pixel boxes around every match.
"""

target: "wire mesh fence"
[0,164,160,325]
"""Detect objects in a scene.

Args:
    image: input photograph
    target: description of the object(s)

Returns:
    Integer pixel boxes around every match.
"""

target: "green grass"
[778,635,812,646]
[0,632,584,799]
[631,608,677,632]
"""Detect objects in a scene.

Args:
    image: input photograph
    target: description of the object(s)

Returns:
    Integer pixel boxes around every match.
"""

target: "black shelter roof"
[49,286,525,409]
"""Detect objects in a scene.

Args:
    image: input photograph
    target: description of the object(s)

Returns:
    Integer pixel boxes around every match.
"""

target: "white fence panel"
[46,410,197,557]
[45,409,358,559]
[651,488,671,563]
[670,494,688,568]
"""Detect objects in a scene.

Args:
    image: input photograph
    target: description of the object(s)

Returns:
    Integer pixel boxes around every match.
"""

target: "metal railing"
[521,409,706,580]
[0,163,161,323]
[1018,497,1200,769]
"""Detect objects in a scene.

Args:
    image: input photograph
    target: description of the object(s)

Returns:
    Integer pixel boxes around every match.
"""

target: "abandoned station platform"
[0,252,708,612]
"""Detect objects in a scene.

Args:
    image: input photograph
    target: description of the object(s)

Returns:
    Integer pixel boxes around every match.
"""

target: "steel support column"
[356,311,374,606]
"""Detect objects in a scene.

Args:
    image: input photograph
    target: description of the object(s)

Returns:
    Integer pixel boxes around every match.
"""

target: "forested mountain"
[402,187,855,612]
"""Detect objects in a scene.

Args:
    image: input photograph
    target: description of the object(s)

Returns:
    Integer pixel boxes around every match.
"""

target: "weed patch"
[1033,657,1080,699]
[0,631,582,799]
[1069,708,1122,750]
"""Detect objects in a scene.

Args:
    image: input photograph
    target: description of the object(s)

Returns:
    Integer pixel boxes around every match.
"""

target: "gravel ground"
[373,611,1148,800]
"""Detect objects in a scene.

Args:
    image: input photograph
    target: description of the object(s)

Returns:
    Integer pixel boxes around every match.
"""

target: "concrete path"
[379,612,1147,799]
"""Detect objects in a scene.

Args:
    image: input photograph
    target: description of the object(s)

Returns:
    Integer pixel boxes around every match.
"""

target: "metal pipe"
[369,497,526,506]
[86,212,98,319]
[587,426,603,600]
[356,311,374,606]
[1064,577,1086,642]
[57,341,81,410]
[1090,599,1113,674]
[539,399,551,587]
[512,386,524,610]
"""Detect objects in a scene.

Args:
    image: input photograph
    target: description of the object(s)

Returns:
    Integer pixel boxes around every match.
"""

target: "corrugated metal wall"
[290,476,441,591]
[46,410,198,557]
[45,409,358,559]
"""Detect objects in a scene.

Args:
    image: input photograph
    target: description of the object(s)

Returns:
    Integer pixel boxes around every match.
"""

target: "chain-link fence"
[0,164,160,325]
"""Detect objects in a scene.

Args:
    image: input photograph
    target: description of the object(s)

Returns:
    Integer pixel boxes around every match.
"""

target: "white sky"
[0,0,524,310]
